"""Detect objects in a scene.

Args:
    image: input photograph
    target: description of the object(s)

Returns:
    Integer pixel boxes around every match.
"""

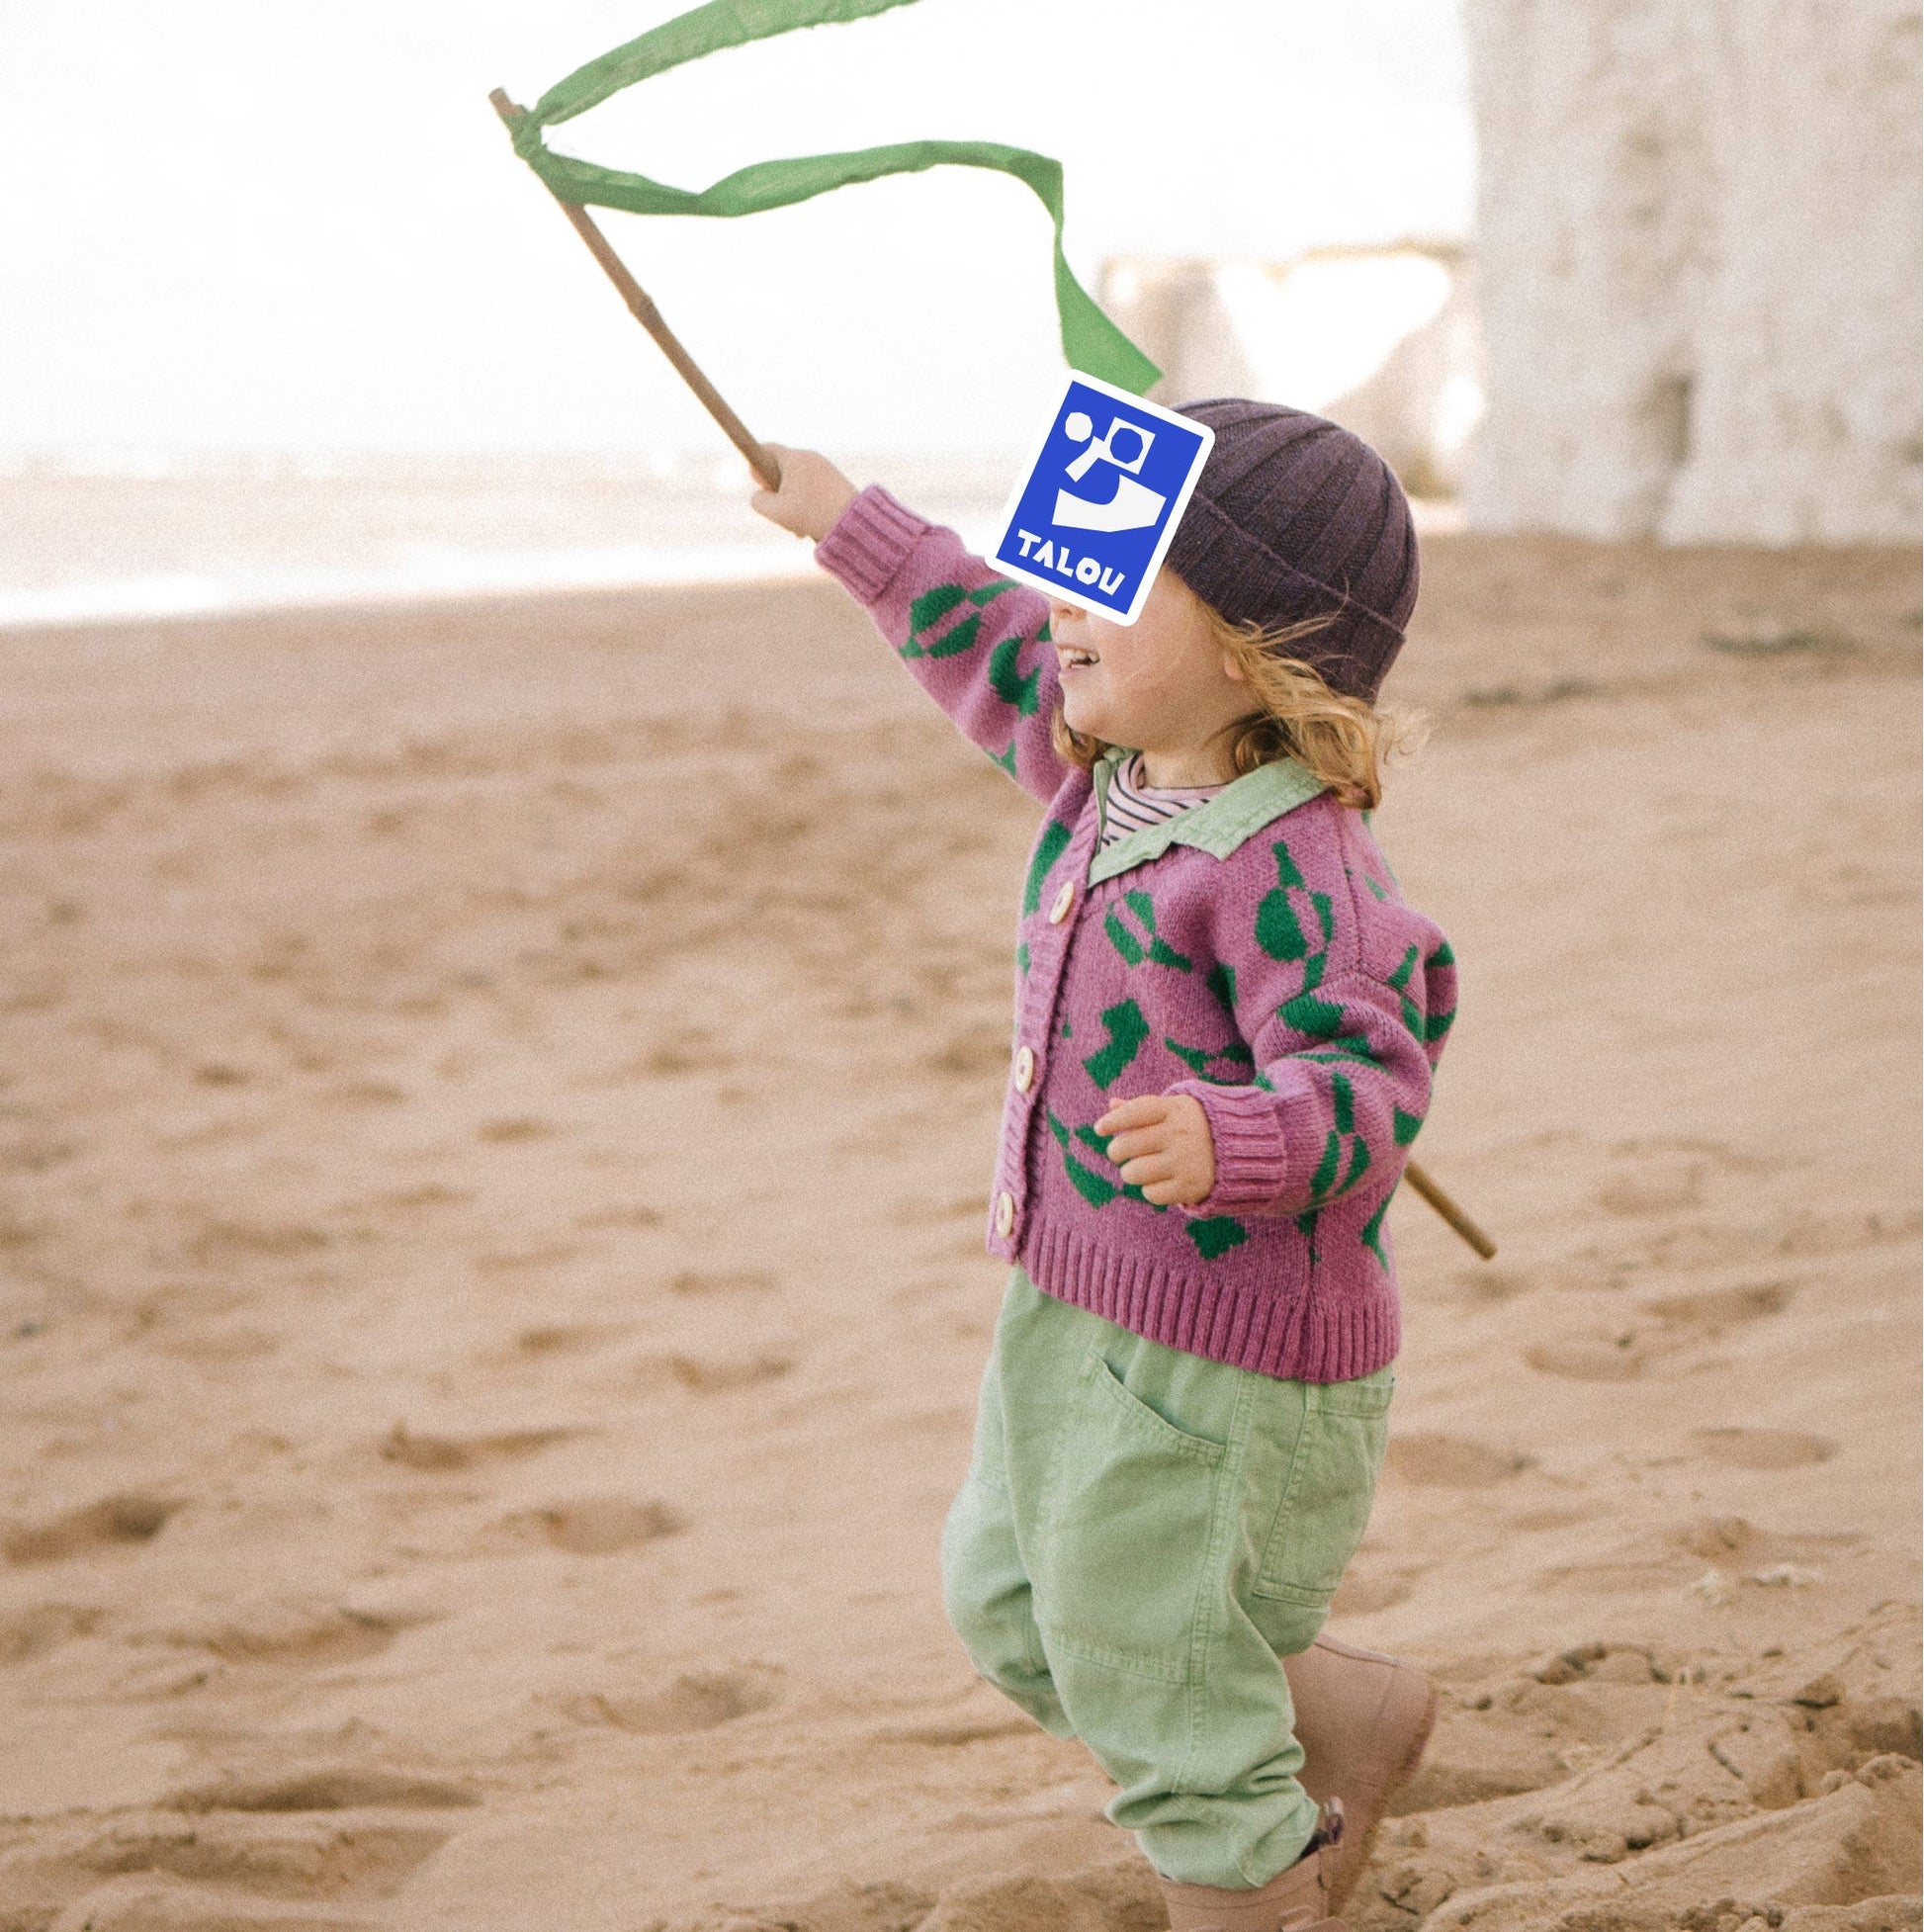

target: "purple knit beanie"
[1164,399,1419,703]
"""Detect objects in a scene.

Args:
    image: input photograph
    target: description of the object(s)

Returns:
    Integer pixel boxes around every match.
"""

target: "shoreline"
[0,547,826,636]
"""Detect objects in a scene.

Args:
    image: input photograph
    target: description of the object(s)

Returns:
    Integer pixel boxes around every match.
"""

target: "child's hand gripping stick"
[748,447,858,544]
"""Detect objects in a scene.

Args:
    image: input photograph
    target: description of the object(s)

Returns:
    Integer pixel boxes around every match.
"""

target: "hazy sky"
[5,2,1472,461]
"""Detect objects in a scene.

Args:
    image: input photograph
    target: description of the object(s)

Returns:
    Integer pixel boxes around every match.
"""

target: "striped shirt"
[1100,753,1226,847]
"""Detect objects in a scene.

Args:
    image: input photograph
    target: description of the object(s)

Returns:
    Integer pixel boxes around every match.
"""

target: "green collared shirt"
[1088,752,1328,886]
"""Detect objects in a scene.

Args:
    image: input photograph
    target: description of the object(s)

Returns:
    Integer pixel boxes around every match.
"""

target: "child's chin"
[1061,698,1110,741]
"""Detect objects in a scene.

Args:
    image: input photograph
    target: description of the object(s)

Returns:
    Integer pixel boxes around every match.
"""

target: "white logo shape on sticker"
[1054,412,1167,533]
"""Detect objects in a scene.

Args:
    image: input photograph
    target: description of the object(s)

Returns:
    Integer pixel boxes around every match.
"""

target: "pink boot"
[1156,1800,1348,1932]
[1283,1634,1438,1911]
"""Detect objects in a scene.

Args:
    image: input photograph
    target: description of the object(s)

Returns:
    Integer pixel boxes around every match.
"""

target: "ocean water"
[0,455,1014,630]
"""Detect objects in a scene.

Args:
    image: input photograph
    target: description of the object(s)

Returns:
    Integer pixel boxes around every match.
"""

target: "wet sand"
[0,532,1917,1930]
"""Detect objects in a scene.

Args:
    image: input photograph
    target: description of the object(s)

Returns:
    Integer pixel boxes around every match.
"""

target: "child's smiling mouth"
[1057,644,1100,670]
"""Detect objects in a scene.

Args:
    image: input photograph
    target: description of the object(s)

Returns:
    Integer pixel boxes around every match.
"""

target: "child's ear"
[1220,650,1248,684]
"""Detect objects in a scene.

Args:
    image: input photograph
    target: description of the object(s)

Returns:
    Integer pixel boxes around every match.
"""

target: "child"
[751,400,1454,1932]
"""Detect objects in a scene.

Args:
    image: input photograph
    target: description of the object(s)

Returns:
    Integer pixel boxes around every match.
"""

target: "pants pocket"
[1249,1369,1393,1649]
[1032,1348,1229,1684]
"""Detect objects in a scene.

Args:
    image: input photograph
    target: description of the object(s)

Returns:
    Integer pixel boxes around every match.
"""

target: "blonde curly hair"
[1051,605,1410,811]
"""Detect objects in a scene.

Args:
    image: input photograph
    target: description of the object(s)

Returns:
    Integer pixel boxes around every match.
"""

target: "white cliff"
[1465,0,1922,543]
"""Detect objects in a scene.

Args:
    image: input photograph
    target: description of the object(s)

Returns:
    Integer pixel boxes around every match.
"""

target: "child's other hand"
[749,445,858,543]
[1094,1095,1216,1207]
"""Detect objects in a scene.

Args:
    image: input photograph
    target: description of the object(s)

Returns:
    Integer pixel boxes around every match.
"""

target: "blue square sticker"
[991,373,1214,626]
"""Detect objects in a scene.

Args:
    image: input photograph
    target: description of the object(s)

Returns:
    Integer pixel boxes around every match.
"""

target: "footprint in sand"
[1387,1434,1532,1486]
[1639,1279,1796,1334]
[1671,1512,1850,1570]
[660,1352,795,1393]
[0,1603,100,1663]
[1,1775,469,1930]
[1778,1204,1922,1257]
[1595,1173,1705,1216]
[563,1665,782,1735]
[1689,1426,1837,1469]
[5,1493,178,1565]
[1524,1336,1647,1382]
[1330,1562,1423,1615]
[370,1184,471,1211]
[325,1079,407,1108]
[1594,1136,1770,1220]
[1451,1264,1530,1304]
[495,1323,627,1361]
[185,1219,328,1265]
[500,1497,686,1555]
[165,1765,479,1813]
[636,1032,734,1076]
[876,1712,1038,1748]
[572,1204,662,1231]
[668,1268,776,1296]
[120,1282,275,1362]
[379,1422,576,1472]
[1526,1279,1796,1381]
[476,1115,557,1144]
[176,1602,435,1668]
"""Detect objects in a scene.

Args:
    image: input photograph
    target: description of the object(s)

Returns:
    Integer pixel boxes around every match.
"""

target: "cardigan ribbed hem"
[813,486,930,603]
[1019,1218,1398,1384]
[1173,1080,1290,1213]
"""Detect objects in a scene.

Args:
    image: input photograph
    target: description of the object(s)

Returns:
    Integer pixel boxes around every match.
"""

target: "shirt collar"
[1088,752,1327,885]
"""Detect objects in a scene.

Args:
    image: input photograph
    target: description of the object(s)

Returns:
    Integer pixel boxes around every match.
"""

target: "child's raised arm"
[751,448,1070,803]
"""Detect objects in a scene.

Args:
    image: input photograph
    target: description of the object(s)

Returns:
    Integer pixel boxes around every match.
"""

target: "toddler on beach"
[751,401,1455,1932]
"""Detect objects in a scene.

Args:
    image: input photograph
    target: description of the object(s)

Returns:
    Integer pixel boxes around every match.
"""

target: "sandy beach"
[0,530,1917,1931]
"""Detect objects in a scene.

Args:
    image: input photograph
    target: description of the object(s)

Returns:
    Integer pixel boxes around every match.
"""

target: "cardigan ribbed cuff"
[813,485,931,604]
[1172,1081,1289,1214]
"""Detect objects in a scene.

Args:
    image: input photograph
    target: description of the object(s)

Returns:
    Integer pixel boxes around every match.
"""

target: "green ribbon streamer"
[509,0,1160,394]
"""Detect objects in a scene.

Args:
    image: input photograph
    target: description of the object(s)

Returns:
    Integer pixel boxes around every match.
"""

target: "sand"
[0,532,1916,1932]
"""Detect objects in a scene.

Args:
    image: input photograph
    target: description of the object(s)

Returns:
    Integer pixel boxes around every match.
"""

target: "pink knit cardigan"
[817,487,1456,1382]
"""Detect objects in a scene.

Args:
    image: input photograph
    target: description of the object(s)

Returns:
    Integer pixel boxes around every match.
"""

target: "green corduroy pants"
[940,1268,1393,1889]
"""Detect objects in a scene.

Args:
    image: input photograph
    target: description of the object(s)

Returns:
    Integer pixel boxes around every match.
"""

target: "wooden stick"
[490,90,782,492]
[1402,1157,1497,1259]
